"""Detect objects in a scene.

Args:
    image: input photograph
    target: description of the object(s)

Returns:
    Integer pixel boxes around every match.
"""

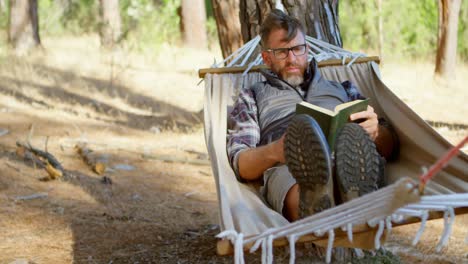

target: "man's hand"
[349,105,379,141]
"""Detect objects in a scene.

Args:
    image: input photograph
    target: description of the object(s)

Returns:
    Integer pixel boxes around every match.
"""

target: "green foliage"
[458,0,468,60]
[2,0,464,61]
[0,2,9,55]
[60,0,99,34]
[121,0,182,52]
[35,0,183,51]
[340,0,467,62]
[0,1,8,29]
[35,0,99,35]
[206,16,219,49]
[339,1,377,52]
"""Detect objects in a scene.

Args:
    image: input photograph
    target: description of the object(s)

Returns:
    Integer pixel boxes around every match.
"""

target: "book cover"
[295,98,370,150]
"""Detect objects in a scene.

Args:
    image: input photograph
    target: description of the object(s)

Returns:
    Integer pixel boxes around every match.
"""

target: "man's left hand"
[349,105,379,141]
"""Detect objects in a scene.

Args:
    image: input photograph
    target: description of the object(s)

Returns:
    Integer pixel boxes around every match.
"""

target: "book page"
[299,101,335,116]
[334,99,365,112]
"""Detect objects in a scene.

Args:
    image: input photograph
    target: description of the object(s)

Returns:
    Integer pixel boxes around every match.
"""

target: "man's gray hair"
[260,9,304,49]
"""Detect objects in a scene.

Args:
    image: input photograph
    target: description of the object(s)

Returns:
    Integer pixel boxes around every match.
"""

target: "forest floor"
[0,35,467,264]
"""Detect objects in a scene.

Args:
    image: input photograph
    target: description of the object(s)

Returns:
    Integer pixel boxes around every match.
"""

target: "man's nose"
[286,49,296,62]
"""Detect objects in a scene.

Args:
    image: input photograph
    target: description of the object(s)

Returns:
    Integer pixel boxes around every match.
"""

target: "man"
[227,9,398,222]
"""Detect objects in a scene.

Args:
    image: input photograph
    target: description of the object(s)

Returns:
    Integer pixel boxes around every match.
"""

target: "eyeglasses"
[265,44,307,59]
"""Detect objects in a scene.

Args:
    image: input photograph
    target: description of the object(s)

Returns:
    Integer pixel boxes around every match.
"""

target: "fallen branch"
[44,162,63,180]
[13,193,48,201]
[16,145,46,168]
[16,141,64,180]
[16,141,64,172]
[425,120,468,130]
[143,154,210,166]
[75,143,108,175]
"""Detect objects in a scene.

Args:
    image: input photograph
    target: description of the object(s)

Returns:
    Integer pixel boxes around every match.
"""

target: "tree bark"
[99,0,122,48]
[8,0,41,54]
[180,0,207,49]
[75,143,108,175]
[239,0,274,43]
[238,0,342,46]
[435,0,461,79]
[211,0,243,59]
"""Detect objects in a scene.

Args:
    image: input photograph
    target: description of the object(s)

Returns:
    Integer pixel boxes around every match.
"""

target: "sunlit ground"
[0,35,466,263]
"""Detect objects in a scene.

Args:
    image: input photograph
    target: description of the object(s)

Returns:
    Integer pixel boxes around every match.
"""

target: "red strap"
[420,135,468,186]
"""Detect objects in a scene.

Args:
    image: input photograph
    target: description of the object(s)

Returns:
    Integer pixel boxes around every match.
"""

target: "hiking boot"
[377,155,387,188]
[284,114,334,218]
[334,123,381,203]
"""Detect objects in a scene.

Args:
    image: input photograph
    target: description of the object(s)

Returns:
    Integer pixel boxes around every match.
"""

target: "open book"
[296,98,369,150]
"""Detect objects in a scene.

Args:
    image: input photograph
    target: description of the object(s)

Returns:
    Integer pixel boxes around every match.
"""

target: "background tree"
[211,0,242,59]
[8,0,41,54]
[435,0,461,79]
[54,0,71,17]
[211,0,342,58]
[1,0,467,63]
[0,0,6,13]
[180,0,207,49]
[239,0,342,46]
[376,0,383,62]
[99,0,122,47]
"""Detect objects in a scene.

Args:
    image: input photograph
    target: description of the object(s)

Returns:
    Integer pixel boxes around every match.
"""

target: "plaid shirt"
[226,78,364,178]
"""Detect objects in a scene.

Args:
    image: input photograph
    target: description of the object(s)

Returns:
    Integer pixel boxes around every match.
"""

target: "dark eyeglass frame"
[265,44,307,59]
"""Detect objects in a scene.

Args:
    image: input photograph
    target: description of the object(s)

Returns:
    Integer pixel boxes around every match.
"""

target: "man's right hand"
[238,133,287,181]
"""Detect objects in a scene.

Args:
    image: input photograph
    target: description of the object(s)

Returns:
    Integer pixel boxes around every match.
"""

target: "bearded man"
[227,9,398,222]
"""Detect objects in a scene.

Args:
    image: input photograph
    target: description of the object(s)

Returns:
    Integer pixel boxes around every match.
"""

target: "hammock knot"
[216,230,245,264]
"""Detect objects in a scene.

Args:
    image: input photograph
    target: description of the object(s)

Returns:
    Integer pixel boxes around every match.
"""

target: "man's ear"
[261,51,271,67]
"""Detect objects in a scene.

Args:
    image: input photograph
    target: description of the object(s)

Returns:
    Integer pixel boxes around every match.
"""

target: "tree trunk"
[99,0,121,48]
[239,0,273,44]
[0,0,6,13]
[180,0,207,49]
[211,0,243,59]
[239,0,342,46]
[377,0,383,63]
[435,0,461,79]
[8,0,41,54]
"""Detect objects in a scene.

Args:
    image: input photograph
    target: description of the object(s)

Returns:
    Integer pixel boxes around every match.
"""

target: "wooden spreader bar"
[198,56,380,78]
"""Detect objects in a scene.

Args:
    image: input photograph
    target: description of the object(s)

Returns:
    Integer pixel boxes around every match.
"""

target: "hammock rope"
[412,210,429,245]
[215,150,468,263]
[242,179,418,245]
[213,34,367,72]
[216,178,421,263]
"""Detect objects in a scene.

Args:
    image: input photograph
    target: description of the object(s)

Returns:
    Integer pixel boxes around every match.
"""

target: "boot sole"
[284,115,332,217]
[335,123,380,202]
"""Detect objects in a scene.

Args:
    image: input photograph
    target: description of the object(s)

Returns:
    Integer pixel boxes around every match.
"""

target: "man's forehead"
[268,29,305,47]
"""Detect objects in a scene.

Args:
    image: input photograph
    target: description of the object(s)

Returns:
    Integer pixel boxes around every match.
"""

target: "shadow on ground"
[0,61,202,132]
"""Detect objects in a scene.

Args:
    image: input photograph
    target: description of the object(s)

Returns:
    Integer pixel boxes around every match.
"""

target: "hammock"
[199,36,468,263]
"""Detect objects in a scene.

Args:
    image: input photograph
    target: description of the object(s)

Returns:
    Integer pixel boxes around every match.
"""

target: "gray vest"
[251,60,349,146]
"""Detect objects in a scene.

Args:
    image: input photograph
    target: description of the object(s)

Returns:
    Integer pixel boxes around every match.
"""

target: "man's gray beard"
[284,75,304,87]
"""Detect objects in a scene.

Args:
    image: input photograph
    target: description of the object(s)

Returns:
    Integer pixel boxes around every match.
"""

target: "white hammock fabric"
[202,37,468,263]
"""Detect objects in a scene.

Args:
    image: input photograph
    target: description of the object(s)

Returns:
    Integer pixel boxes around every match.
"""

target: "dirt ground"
[0,36,467,264]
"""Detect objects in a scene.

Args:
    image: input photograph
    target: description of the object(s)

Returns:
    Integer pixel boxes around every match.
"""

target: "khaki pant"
[260,165,296,214]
